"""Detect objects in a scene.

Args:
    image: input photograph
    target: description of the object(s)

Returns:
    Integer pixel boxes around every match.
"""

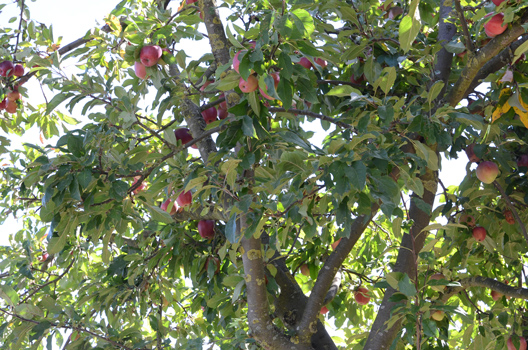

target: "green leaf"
[225,213,238,243]
[0,285,18,307]
[398,0,421,54]
[78,168,92,189]
[326,85,361,97]
[242,116,256,137]
[375,67,396,95]
[46,93,71,115]
[398,274,417,297]
[144,203,174,224]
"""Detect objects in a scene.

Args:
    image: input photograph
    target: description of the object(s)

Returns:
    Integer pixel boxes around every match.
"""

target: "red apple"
[484,13,507,38]
[300,264,310,276]
[232,50,247,73]
[314,58,327,68]
[491,290,503,301]
[431,310,445,321]
[0,98,6,110]
[132,176,147,194]
[320,306,329,315]
[187,0,198,3]
[174,128,198,149]
[492,0,506,5]
[476,161,499,184]
[350,74,365,84]
[201,106,217,124]
[517,155,528,168]
[429,273,447,291]
[504,210,515,225]
[206,256,220,274]
[140,45,162,67]
[459,213,476,227]
[354,287,370,305]
[7,90,20,101]
[40,252,49,261]
[239,75,258,93]
[217,107,228,120]
[161,199,177,215]
[507,336,527,350]
[5,99,17,114]
[465,143,480,163]
[176,190,192,207]
[0,60,14,77]
[198,220,215,239]
[13,64,24,77]
[298,57,313,69]
[134,61,147,79]
[200,80,213,91]
[259,72,280,100]
[331,238,342,250]
[472,226,487,242]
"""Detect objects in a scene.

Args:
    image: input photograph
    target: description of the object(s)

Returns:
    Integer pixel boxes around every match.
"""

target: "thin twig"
[454,0,475,53]
[13,0,25,56]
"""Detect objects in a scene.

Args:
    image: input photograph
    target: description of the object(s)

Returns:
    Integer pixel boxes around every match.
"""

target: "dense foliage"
[0,0,527,349]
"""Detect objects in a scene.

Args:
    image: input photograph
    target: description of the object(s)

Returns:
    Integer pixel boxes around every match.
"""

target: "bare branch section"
[441,276,528,302]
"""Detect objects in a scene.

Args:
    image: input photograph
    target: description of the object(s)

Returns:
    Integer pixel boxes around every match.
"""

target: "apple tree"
[0,0,528,349]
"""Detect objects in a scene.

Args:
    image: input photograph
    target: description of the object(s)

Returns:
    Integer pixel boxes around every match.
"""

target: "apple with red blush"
[472,226,487,242]
[174,128,198,149]
[0,60,14,77]
[300,264,310,276]
[354,287,370,305]
[198,220,215,239]
[161,199,178,215]
[140,45,163,67]
[201,106,217,124]
[476,161,499,184]
[507,336,527,350]
[259,72,280,100]
[134,61,147,79]
[239,75,259,93]
[484,13,507,38]
[176,190,192,207]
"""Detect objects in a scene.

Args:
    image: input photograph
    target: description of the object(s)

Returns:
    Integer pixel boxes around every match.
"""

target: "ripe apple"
[431,310,445,321]
[517,155,528,168]
[232,50,247,73]
[5,99,17,114]
[176,190,192,207]
[202,106,217,124]
[131,176,147,194]
[331,238,342,250]
[298,57,313,69]
[140,45,162,67]
[476,161,499,184]
[0,98,6,110]
[40,252,49,261]
[504,210,515,225]
[491,290,503,301]
[300,264,310,276]
[492,0,506,5]
[161,199,177,215]
[134,61,147,79]
[484,13,507,38]
[0,60,14,77]
[198,220,215,239]
[354,287,370,305]
[314,58,327,68]
[174,128,198,149]
[206,256,220,274]
[459,213,476,227]
[465,143,480,163]
[187,0,198,3]
[507,336,527,350]
[239,75,258,93]
[7,90,20,101]
[320,306,329,315]
[259,72,280,100]
[429,273,447,291]
[13,64,24,77]
[217,107,228,120]
[472,226,487,242]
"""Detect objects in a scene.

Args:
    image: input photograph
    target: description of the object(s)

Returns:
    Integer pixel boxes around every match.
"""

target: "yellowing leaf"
[512,92,528,128]
[492,89,512,123]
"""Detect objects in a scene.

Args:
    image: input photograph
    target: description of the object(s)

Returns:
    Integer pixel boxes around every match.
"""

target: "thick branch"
[433,1,457,98]
[441,276,528,302]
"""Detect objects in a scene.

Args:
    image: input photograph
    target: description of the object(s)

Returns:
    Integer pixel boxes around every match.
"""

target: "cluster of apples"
[0,60,25,114]
[200,90,228,124]
[483,0,508,37]
[134,45,164,80]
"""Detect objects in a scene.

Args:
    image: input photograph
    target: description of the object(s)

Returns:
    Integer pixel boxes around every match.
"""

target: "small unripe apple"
[517,155,528,168]
[259,72,280,100]
[331,238,341,250]
[491,290,503,301]
[201,106,217,124]
[484,13,507,38]
[134,61,147,79]
[161,199,177,215]
[507,336,527,350]
[472,226,487,242]
[140,45,162,67]
[476,161,499,184]
[239,75,258,93]
[298,57,313,69]
[198,220,215,239]
[320,306,329,315]
[431,310,445,321]
[300,264,310,276]
[176,190,192,207]
[0,60,14,77]
[13,64,24,77]
[504,210,515,225]
[354,287,370,305]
